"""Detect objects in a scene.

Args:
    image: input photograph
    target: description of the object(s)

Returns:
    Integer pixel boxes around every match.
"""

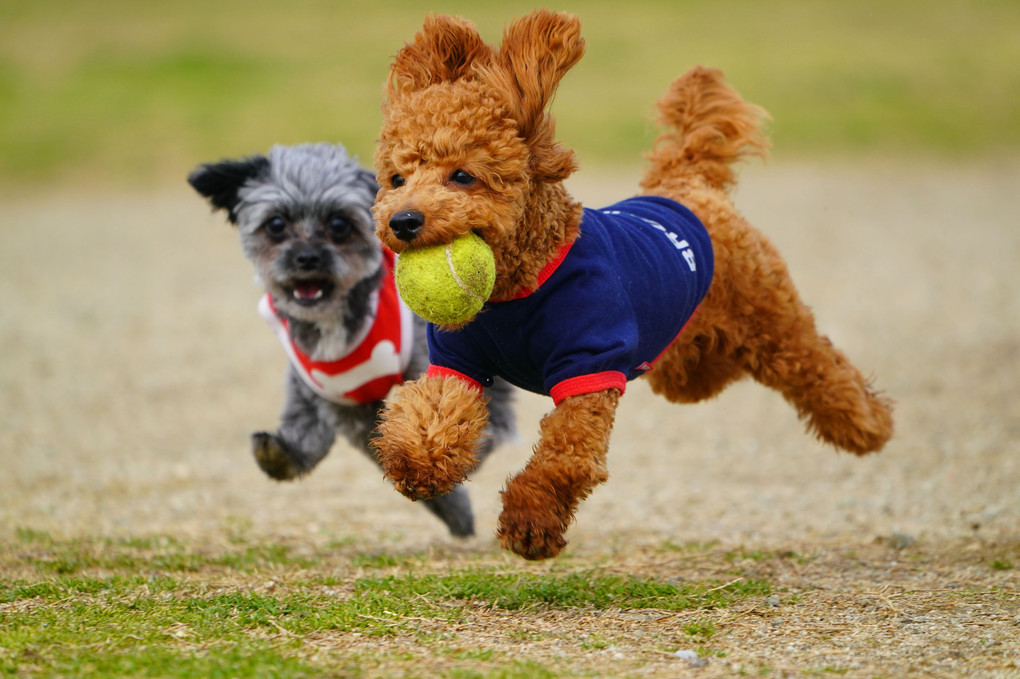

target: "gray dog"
[188,143,515,536]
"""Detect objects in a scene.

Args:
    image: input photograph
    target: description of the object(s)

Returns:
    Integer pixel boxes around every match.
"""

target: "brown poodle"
[371,10,894,560]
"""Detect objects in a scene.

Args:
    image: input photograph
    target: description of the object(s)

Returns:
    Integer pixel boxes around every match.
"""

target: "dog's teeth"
[293,285,325,301]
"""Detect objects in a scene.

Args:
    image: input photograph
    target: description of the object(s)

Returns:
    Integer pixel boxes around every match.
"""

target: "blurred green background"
[1,0,1017,189]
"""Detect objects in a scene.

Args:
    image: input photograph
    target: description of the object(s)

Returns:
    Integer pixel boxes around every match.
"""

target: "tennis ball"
[394,232,496,325]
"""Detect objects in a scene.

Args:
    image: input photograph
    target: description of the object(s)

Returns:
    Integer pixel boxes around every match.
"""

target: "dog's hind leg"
[740,304,894,455]
[644,326,746,404]
[649,267,892,454]
[419,487,476,537]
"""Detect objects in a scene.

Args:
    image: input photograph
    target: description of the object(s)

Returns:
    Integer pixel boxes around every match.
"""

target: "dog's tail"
[641,66,770,195]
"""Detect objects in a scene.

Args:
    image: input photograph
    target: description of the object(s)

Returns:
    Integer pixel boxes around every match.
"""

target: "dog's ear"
[187,156,269,224]
[387,14,492,98]
[486,10,585,182]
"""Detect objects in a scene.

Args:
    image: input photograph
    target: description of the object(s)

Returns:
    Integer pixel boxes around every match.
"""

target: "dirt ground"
[1,159,1018,676]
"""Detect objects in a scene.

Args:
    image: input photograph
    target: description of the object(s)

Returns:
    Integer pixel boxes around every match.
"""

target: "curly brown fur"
[372,11,893,559]
[497,390,620,560]
[640,67,894,454]
[373,12,584,301]
[374,375,490,500]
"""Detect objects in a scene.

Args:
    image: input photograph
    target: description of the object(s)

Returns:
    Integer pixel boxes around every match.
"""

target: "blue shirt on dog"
[425,196,714,404]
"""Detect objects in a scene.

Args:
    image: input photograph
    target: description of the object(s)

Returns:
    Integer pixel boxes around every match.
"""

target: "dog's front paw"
[497,506,568,561]
[251,432,306,481]
[374,442,468,501]
[374,376,489,501]
[497,480,568,560]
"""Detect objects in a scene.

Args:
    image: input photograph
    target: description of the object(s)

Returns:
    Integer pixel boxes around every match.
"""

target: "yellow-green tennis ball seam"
[395,232,495,325]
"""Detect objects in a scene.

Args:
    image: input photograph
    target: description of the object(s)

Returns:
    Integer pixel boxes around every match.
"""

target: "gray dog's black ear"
[187,155,269,223]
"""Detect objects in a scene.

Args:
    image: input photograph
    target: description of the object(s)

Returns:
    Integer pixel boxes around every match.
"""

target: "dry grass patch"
[2,533,1017,677]
[1,532,770,677]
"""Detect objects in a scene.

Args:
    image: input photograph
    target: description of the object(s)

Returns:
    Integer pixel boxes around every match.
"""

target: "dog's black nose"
[294,250,322,271]
[389,210,425,242]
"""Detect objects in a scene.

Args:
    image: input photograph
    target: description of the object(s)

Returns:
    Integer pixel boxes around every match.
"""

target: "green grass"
[360,569,768,611]
[0,532,773,678]
[11,529,316,575]
[1,0,1018,188]
[681,618,717,640]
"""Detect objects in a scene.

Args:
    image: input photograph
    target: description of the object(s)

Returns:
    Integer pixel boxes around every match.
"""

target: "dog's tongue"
[293,282,324,300]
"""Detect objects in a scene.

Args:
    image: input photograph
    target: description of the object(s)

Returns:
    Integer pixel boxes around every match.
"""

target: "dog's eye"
[263,216,287,240]
[327,214,353,241]
[391,174,405,188]
[449,169,476,186]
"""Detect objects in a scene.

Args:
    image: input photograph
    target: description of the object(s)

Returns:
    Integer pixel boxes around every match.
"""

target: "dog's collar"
[491,239,575,302]
[259,251,413,405]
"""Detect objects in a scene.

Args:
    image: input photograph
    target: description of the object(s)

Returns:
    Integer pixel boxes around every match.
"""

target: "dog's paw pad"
[391,478,447,502]
[509,532,566,561]
[251,432,302,481]
[498,521,567,561]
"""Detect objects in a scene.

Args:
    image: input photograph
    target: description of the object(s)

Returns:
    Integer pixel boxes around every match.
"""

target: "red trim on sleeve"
[549,371,627,405]
[426,365,484,394]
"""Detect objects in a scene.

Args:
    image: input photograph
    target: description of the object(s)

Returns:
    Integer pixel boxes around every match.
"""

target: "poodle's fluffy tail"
[641,66,770,194]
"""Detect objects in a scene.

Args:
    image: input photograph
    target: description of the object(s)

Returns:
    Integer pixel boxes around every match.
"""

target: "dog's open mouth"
[285,279,334,306]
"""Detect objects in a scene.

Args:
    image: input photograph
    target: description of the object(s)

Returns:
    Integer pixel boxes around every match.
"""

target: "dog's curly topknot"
[386,14,494,99]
